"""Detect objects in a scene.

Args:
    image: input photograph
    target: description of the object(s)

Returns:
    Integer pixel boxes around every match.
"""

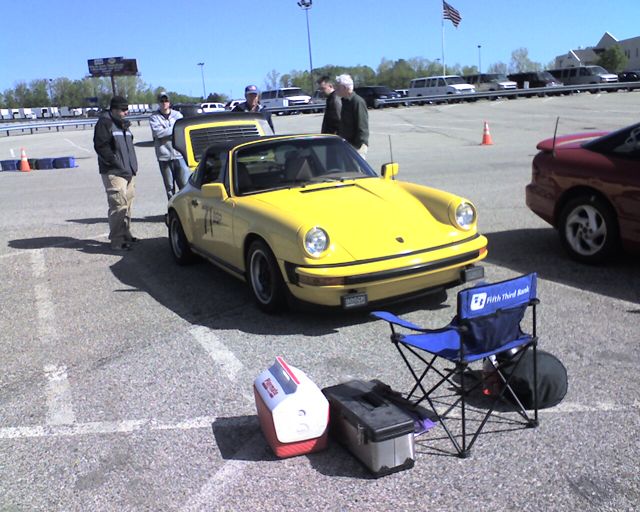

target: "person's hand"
[122,120,131,130]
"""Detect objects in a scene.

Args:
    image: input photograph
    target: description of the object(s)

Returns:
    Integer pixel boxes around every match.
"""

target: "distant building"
[554,32,640,70]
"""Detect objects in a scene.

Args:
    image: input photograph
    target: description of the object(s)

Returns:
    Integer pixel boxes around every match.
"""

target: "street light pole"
[477,45,482,74]
[297,0,314,93]
[197,62,206,100]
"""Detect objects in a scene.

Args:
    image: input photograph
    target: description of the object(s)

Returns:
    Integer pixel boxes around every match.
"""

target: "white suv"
[201,102,226,113]
[408,75,475,100]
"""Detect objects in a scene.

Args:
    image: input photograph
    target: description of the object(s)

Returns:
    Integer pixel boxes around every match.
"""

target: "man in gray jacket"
[149,92,190,200]
[93,95,138,251]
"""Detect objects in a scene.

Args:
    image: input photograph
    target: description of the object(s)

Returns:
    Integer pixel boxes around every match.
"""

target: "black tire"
[246,240,287,313]
[168,210,195,265]
[558,195,619,263]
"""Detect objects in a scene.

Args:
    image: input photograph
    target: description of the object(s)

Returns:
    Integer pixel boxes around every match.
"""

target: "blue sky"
[1,0,638,99]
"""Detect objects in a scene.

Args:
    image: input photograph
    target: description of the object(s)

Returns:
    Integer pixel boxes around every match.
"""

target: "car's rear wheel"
[168,210,195,265]
[558,195,618,263]
[246,240,287,313]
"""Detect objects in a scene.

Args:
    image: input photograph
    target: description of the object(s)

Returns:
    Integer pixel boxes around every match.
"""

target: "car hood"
[247,179,472,260]
[536,131,609,152]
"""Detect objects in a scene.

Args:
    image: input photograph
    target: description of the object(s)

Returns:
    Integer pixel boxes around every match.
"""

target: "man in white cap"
[232,84,274,132]
[149,91,190,200]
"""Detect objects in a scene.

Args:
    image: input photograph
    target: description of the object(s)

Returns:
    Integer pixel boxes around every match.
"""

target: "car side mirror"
[381,162,399,180]
[201,183,228,200]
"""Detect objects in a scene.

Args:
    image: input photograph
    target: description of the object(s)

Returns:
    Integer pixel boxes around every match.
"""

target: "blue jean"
[158,158,190,199]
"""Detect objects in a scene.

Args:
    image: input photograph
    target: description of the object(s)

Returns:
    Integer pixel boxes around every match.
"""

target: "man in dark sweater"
[317,75,341,135]
[335,74,369,159]
[93,96,139,251]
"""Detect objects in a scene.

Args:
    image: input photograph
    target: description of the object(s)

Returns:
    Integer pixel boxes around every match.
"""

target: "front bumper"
[283,235,488,308]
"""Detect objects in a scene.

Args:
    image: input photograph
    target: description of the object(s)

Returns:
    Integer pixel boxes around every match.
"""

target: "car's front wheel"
[168,210,195,265]
[246,240,287,313]
[558,195,618,263]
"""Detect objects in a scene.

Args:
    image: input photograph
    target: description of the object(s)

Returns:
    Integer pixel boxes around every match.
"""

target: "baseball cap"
[157,91,170,101]
[245,85,259,95]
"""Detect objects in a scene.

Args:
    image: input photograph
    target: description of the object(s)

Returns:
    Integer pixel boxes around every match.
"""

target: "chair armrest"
[371,311,430,332]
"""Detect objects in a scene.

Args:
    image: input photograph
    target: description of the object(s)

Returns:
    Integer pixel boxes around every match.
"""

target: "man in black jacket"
[93,96,139,251]
[232,84,274,132]
[335,74,369,159]
[317,75,341,135]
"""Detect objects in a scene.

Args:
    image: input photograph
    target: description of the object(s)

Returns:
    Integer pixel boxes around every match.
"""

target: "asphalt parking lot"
[1,92,639,511]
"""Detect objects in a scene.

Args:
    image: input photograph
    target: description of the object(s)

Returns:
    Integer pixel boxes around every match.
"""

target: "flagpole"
[441,16,446,75]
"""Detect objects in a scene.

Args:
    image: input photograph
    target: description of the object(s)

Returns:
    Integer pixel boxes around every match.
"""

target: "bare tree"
[264,69,281,91]
[509,48,542,73]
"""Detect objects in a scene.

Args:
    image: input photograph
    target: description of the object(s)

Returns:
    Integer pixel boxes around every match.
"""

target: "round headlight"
[455,202,476,229]
[304,227,329,256]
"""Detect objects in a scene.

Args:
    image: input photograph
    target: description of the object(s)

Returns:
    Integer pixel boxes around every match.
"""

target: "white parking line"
[31,249,58,343]
[181,428,264,512]
[189,326,245,383]
[0,415,217,440]
[43,365,75,425]
[63,138,92,153]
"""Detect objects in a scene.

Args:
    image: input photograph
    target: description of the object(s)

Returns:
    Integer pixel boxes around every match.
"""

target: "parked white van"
[260,87,311,111]
[547,66,618,86]
[408,75,475,100]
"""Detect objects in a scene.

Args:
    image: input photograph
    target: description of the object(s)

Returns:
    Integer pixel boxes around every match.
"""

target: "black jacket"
[321,90,341,135]
[93,111,138,177]
[338,92,369,148]
[232,102,275,132]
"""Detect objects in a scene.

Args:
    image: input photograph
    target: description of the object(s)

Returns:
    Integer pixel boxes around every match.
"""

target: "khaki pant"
[101,174,135,247]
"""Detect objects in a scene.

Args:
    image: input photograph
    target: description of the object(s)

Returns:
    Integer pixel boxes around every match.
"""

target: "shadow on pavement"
[7,234,450,336]
[485,228,640,306]
[66,215,166,225]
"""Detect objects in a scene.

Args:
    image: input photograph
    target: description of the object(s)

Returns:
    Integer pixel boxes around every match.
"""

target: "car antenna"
[551,116,560,158]
[388,135,394,162]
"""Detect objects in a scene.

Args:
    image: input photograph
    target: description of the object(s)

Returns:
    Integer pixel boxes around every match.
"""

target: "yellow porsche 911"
[168,113,487,312]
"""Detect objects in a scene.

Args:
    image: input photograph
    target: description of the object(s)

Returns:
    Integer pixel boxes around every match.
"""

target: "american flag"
[443,1,462,27]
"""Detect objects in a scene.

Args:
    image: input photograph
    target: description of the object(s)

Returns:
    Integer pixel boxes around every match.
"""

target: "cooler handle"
[269,356,300,394]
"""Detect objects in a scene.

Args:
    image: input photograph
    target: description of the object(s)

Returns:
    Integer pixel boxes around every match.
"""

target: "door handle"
[191,199,199,206]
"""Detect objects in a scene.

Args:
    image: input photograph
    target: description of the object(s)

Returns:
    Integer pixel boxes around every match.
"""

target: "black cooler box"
[322,380,415,477]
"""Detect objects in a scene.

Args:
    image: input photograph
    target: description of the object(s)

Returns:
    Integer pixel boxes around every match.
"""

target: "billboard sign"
[88,57,138,77]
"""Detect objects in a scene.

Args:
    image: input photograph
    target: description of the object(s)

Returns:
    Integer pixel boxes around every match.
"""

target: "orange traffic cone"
[481,121,493,145]
[19,147,31,172]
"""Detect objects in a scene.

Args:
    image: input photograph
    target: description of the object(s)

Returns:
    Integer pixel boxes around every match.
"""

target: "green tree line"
[0,75,226,109]
[2,46,626,108]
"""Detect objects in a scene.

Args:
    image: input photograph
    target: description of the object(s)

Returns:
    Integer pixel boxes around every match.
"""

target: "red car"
[526,122,640,263]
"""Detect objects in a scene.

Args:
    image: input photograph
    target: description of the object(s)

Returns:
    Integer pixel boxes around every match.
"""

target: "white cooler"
[253,356,329,458]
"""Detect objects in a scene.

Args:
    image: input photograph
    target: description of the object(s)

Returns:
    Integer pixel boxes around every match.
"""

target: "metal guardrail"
[2,81,638,136]
[0,115,149,137]
[265,80,640,113]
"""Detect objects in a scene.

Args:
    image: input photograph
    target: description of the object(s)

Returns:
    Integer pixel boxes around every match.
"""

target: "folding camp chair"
[372,273,539,458]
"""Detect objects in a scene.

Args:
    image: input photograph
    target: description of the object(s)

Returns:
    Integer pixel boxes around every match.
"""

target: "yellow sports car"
[168,113,487,312]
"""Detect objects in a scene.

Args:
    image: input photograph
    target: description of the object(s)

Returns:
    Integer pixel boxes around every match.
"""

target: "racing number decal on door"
[203,206,222,234]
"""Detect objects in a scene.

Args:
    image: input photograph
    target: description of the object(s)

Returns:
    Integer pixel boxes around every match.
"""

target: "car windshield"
[539,71,556,81]
[233,137,376,195]
[445,76,466,85]
[583,122,640,158]
[485,74,508,81]
[282,88,305,97]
